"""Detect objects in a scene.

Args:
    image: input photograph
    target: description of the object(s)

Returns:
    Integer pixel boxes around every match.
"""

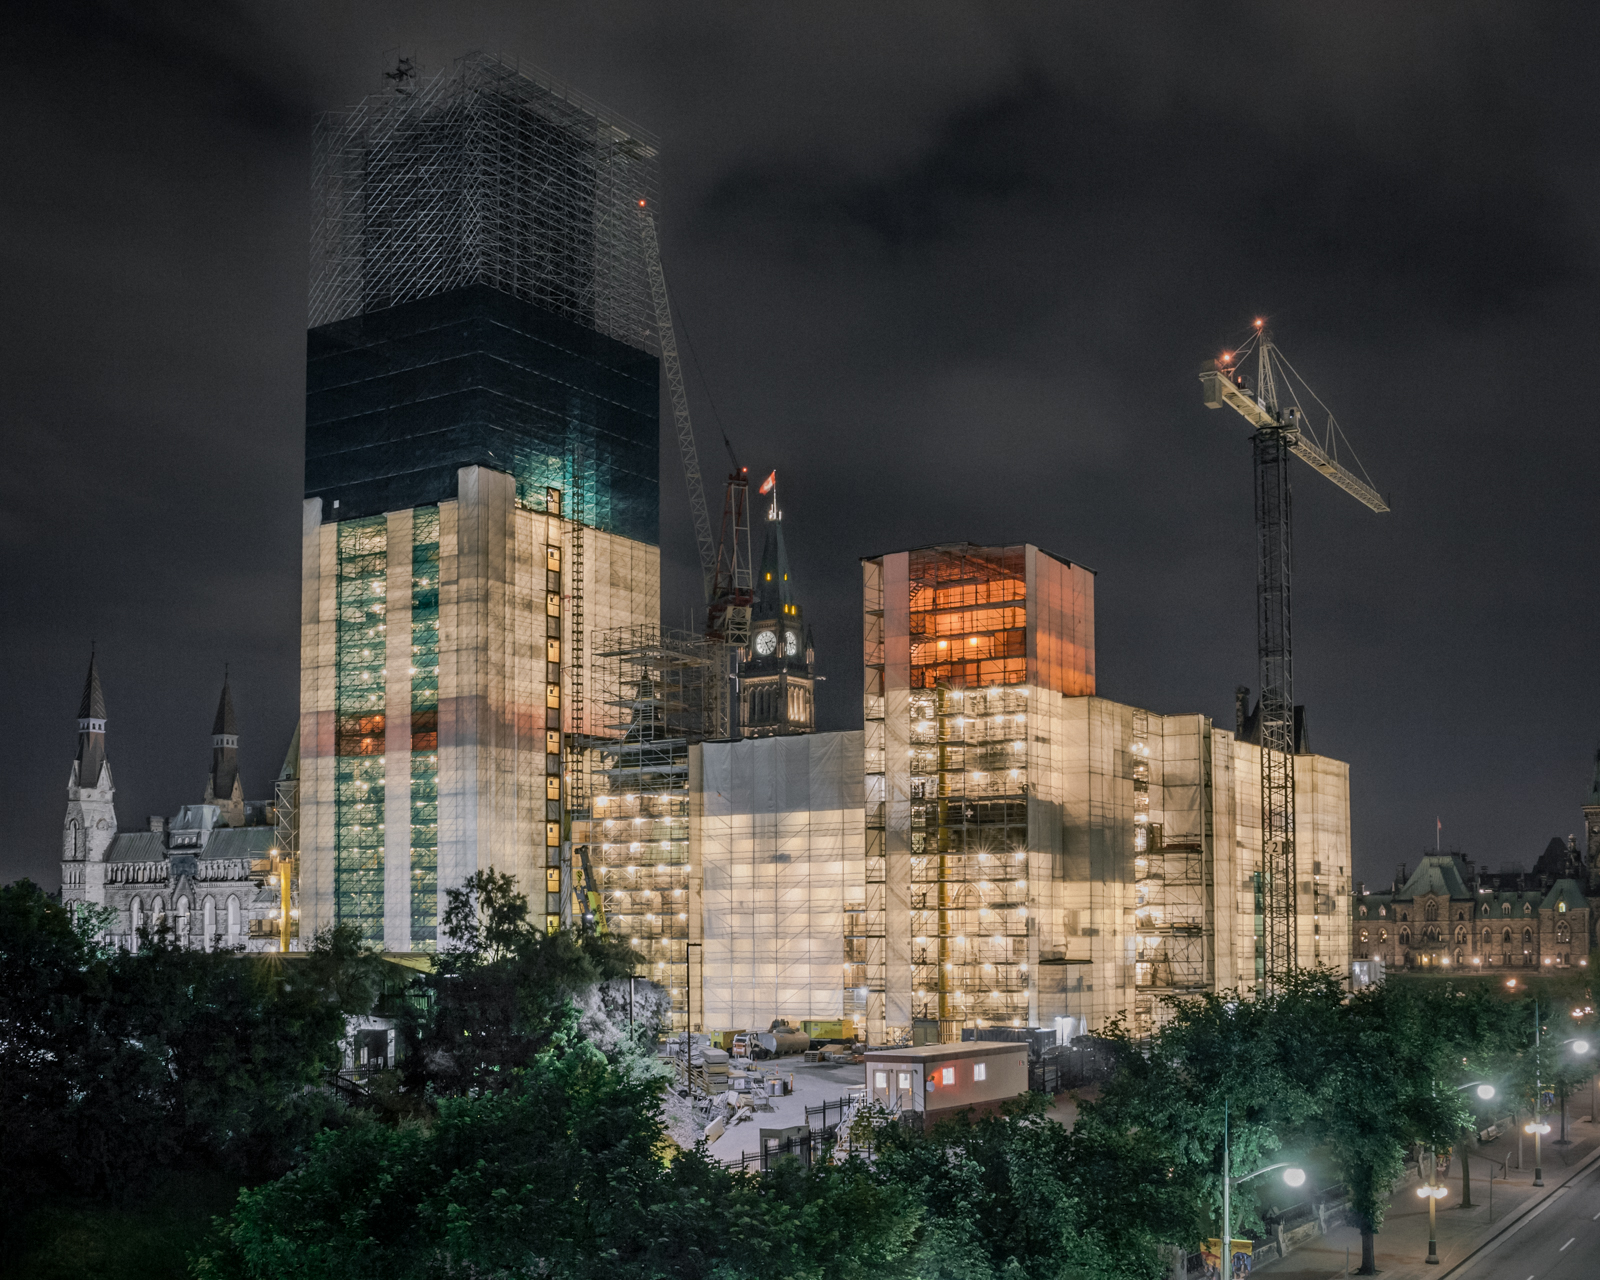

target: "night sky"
[4,2,1598,891]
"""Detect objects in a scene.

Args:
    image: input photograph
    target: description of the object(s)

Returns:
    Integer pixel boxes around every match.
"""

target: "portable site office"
[863,1041,1028,1130]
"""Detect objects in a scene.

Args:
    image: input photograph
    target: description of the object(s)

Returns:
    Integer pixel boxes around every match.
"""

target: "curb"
[1434,1142,1600,1279]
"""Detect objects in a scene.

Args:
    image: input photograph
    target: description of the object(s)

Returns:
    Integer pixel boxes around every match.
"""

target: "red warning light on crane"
[639,199,647,207]
[1254,318,1264,328]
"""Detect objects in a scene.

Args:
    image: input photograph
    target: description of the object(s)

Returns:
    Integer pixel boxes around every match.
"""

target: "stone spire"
[738,475,816,737]
[74,651,107,789]
[63,651,117,897]
[204,672,245,827]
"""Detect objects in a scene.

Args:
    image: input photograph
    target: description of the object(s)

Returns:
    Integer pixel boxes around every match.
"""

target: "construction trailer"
[863,1041,1029,1130]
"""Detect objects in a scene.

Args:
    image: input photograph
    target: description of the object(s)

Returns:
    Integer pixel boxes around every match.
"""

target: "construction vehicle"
[1200,321,1386,983]
[575,842,608,935]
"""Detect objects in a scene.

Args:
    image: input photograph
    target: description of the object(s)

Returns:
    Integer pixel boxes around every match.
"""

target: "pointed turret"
[74,652,107,789]
[738,474,816,737]
[204,673,246,827]
[63,651,117,903]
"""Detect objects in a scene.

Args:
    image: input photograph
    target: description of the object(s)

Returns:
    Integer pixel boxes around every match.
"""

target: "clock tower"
[739,477,815,737]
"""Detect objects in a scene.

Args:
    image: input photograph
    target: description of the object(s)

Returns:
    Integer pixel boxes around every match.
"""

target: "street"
[1448,1154,1600,1280]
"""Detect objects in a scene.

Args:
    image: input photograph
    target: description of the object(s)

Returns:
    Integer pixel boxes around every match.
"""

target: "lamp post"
[1415,1150,1448,1265]
[1553,1038,1591,1145]
[1453,1081,1496,1209]
[1219,1102,1305,1276]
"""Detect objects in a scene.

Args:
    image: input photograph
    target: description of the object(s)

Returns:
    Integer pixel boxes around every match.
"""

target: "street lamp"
[1219,1100,1307,1271]
[1452,1081,1497,1209]
[1415,1171,1448,1266]
[1553,1038,1591,1145]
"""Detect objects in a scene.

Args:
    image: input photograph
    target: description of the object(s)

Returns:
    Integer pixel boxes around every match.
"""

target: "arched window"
[176,895,190,943]
[1455,926,1467,944]
[1481,904,1490,916]
[202,898,216,950]
[1359,906,1368,919]
[1379,906,1387,917]
[1400,928,1411,946]
[1524,903,1533,916]
[1482,928,1491,948]
[1360,928,1369,943]
[1399,911,1409,922]
[1456,910,1465,921]
[1379,928,1388,943]
[1425,902,1439,922]
[153,896,166,928]
[1503,928,1513,944]
[131,896,144,935]
[1558,900,1568,913]
[65,819,82,860]
[1455,949,1463,965]
[227,895,241,936]
[1503,903,1512,916]
[1556,922,1571,944]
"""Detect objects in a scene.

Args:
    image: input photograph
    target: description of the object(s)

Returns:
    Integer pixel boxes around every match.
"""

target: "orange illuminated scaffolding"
[906,548,1032,1040]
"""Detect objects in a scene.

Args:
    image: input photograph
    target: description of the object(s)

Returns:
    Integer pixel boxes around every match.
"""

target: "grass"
[1,1170,241,1280]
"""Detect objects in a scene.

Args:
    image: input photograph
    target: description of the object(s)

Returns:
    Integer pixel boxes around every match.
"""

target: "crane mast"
[1201,324,1387,985]
[638,205,718,602]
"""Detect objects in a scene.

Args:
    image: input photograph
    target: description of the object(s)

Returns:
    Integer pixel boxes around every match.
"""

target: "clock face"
[754,629,777,656]
[785,629,800,657]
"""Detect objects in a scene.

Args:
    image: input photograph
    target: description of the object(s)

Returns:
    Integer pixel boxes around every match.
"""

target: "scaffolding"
[333,517,388,946]
[1133,822,1210,1035]
[576,625,714,1031]
[696,734,864,1032]
[310,52,659,351]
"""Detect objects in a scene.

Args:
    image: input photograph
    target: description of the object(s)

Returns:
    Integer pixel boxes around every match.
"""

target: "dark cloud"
[2,0,1598,890]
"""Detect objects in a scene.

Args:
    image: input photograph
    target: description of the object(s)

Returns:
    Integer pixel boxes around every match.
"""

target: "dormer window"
[1524,903,1533,916]
[1558,900,1567,913]
[1379,906,1387,917]
[1502,903,1511,916]
[1359,906,1368,919]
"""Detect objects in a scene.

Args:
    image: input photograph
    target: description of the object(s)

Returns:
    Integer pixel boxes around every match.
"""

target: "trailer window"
[974,1062,987,1082]
[941,1067,954,1086]
[898,1072,912,1089]
[874,1071,887,1090]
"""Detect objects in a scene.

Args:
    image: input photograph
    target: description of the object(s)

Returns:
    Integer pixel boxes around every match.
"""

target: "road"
[1448,1155,1600,1280]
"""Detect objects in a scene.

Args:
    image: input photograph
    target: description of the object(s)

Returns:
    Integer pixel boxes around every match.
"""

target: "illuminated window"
[941,1067,954,1086]
[874,1071,887,1090]
[974,1062,987,1082]
[898,1072,911,1089]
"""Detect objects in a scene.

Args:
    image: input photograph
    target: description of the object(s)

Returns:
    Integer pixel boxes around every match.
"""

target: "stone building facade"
[58,655,293,951]
[1354,848,1591,973]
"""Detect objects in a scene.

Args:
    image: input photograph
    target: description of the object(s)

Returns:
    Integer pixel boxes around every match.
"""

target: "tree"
[0,881,381,1211]
[405,869,645,1092]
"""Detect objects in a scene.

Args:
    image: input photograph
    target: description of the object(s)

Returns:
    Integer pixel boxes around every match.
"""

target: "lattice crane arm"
[639,206,718,602]
[1200,343,1389,514]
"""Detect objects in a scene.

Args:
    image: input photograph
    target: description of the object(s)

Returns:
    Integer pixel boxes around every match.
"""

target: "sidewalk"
[1254,1113,1600,1280]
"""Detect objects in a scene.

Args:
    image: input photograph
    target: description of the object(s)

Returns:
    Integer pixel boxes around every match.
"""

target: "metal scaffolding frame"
[310,52,659,351]
[576,625,714,1031]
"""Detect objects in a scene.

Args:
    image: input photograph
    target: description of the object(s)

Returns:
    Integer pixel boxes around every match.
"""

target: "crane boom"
[1200,325,1387,986]
[638,206,718,602]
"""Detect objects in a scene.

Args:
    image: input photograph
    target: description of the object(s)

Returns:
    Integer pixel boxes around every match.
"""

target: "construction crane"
[638,202,718,602]
[1200,321,1387,984]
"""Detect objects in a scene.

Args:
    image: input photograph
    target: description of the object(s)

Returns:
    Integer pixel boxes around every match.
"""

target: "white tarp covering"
[693,732,865,1029]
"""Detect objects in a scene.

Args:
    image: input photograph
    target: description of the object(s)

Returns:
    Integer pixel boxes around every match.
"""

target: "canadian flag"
[758,470,777,494]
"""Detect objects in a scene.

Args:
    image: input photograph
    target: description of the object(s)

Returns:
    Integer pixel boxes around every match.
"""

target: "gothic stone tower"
[738,482,816,737]
[203,675,246,828]
[61,654,117,906]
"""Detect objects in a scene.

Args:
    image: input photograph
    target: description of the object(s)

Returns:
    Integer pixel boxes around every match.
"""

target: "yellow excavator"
[574,843,608,935]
